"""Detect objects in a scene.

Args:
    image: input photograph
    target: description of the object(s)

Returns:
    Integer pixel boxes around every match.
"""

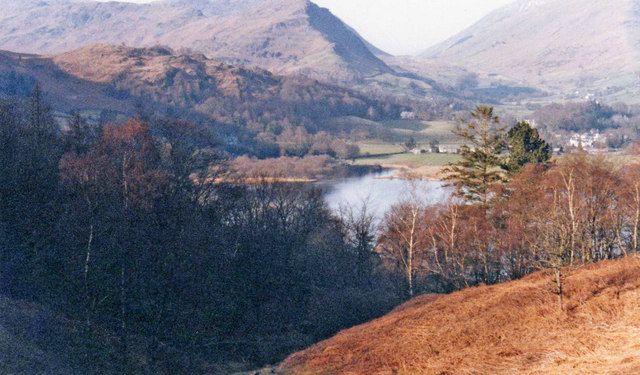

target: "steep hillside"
[280,256,640,374]
[0,49,134,113]
[423,0,640,100]
[0,0,392,82]
[0,44,390,123]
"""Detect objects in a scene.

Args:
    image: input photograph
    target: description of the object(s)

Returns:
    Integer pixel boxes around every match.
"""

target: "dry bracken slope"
[280,256,640,375]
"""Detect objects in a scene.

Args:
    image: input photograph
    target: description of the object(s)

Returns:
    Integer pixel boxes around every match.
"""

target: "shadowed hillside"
[0,44,398,125]
[280,256,640,375]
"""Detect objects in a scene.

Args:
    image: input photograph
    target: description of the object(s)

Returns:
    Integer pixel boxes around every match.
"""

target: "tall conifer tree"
[443,105,506,205]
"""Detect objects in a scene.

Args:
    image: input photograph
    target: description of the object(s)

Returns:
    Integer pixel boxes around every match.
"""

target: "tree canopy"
[443,105,506,205]
[503,120,551,174]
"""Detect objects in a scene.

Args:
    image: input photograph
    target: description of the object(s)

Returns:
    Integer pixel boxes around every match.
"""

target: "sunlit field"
[354,152,461,168]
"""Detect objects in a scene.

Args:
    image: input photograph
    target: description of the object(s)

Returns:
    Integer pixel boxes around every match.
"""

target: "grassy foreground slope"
[280,257,640,375]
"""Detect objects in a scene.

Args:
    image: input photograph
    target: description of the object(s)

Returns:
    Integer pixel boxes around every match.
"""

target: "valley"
[2,0,640,374]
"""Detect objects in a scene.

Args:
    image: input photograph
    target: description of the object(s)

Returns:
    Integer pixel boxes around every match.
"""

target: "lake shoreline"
[373,164,447,181]
[320,170,449,220]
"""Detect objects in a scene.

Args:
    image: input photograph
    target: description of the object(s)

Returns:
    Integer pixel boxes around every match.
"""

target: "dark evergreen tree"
[503,121,551,174]
[404,136,417,151]
[6,84,61,298]
[65,111,99,154]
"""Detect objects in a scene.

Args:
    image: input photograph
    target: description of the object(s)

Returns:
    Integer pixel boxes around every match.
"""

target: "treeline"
[0,89,399,372]
[533,100,640,134]
[249,124,360,159]
[380,106,639,306]
[381,156,639,296]
[231,155,336,180]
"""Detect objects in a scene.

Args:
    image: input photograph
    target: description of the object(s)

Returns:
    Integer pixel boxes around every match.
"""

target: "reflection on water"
[318,171,450,220]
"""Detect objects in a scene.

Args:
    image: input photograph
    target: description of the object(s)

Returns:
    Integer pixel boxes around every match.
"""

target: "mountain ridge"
[422,0,640,99]
[0,0,392,82]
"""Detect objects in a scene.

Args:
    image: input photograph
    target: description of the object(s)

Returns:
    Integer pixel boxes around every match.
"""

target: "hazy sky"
[95,0,515,55]
[313,0,514,55]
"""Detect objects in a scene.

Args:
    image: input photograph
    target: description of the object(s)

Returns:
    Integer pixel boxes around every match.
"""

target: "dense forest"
[0,89,400,372]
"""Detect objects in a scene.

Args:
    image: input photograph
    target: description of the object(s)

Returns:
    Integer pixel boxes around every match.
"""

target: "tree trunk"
[634,185,640,253]
[554,267,564,311]
[84,224,93,326]
[119,262,129,373]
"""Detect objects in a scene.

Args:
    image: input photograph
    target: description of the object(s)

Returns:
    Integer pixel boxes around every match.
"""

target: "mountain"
[0,1,519,104]
[0,0,392,82]
[0,48,136,113]
[280,256,640,374]
[423,0,640,100]
[383,55,541,99]
[0,44,404,158]
[0,44,392,122]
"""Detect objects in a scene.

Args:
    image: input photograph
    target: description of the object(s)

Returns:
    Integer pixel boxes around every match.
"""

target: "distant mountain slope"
[0,49,135,113]
[423,0,640,98]
[0,0,392,82]
[383,55,532,90]
[0,44,393,124]
[280,256,640,374]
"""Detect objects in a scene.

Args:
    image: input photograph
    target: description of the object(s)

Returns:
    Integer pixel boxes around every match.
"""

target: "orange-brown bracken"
[280,256,640,375]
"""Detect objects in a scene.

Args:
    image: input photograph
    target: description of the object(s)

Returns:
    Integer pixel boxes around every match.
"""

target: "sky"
[94,0,515,55]
[312,0,514,55]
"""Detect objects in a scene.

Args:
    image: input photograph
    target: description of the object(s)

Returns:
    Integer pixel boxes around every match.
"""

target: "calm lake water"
[318,171,450,220]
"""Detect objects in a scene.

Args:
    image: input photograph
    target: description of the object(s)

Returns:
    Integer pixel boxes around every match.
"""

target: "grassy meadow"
[347,119,461,178]
[379,119,460,143]
[354,151,461,169]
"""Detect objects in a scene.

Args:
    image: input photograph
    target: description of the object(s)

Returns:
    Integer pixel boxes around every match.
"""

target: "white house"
[400,111,417,120]
[568,130,605,148]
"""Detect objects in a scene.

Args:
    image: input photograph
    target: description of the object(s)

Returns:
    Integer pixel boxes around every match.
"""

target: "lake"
[318,171,450,220]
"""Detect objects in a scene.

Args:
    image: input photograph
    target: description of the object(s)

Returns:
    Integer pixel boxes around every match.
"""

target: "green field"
[357,142,405,155]
[380,119,459,142]
[354,152,461,168]
[333,117,462,170]
[326,116,459,143]
[355,119,459,153]
[355,118,461,170]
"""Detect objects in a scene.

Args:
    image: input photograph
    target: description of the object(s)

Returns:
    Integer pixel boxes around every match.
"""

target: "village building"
[568,130,606,149]
[400,111,417,120]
